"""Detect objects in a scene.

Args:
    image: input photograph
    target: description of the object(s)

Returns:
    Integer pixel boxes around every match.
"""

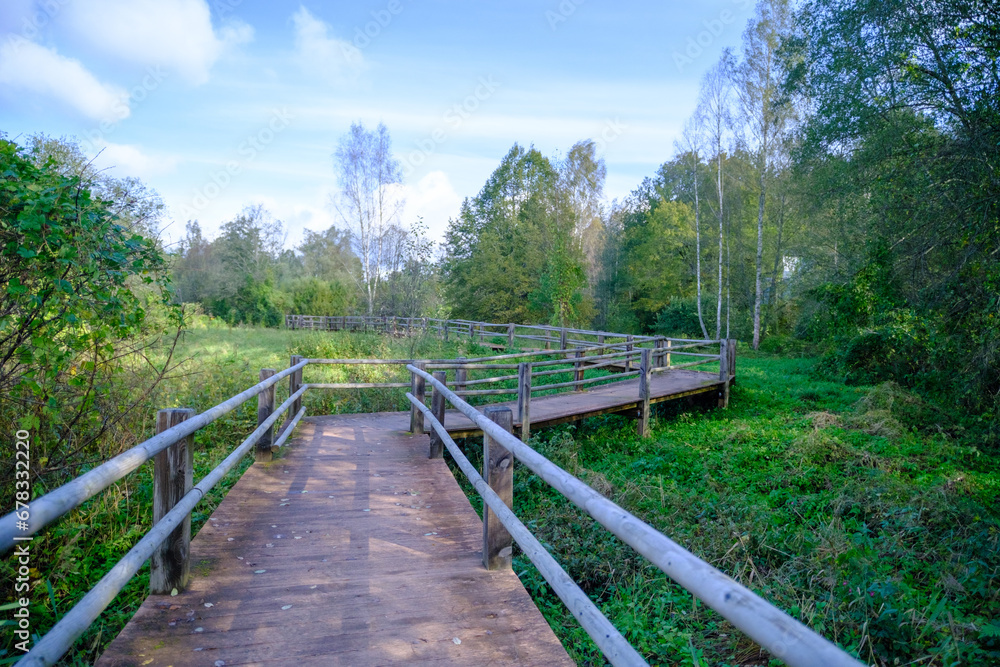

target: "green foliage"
[654,297,714,339]
[0,135,175,423]
[280,276,355,316]
[443,143,592,325]
[790,0,1000,427]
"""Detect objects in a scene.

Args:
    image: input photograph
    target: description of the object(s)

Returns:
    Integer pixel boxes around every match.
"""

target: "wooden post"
[560,328,568,351]
[455,357,467,394]
[256,369,276,462]
[151,408,195,595]
[718,339,730,408]
[545,328,551,350]
[422,317,428,335]
[517,362,531,442]
[468,322,474,340]
[507,323,515,348]
[482,406,514,570]
[598,333,605,346]
[654,338,664,368]
[574,347,585,391]
[667,339,672,368]
[410,362,426,435]
[444,320,449,342]
[638,349,651,438]
[625,335,634,371]
[289,355,303,416]
[429,371,447,459]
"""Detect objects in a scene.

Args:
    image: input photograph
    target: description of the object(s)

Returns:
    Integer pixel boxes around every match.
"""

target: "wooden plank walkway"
[98,413,572,666]
[444,368,725,438]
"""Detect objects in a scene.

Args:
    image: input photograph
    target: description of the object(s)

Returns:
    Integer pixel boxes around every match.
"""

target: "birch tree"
[733,0,793,349]
[677,117,709,338]
[560,140,607,285]
[697,53,734,341]
[331,122,405,315]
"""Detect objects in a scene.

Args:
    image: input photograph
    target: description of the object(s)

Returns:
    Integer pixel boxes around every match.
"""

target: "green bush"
[653,297,713,338]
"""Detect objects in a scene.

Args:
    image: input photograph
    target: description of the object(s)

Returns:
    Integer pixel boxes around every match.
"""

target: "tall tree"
[697,53,734,340]
[677,118,710,338]
[331,122,405,315]
[443,143,591,325]
[560,140,607,285]
[733,0,793,349]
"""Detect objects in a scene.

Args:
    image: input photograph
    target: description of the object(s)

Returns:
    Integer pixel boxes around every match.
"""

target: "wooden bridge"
[2,317,863,667]
[97,412,574,666]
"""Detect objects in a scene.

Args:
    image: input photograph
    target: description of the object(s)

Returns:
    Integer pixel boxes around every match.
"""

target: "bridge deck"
[443,368,725,438]
[98,413,572,666]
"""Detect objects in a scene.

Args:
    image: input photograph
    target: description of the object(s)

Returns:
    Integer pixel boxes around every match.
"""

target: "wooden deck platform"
[98,414,573,666]
[443,368,726,438]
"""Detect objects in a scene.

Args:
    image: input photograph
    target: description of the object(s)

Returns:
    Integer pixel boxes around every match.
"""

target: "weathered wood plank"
[99,414,572,666]
[444,368,724,438]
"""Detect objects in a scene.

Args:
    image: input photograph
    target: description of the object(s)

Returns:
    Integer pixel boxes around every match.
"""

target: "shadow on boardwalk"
[98,413,571,666]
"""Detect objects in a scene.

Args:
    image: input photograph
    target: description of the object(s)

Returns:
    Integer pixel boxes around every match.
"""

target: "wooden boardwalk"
[98,413,572,666]
[444,368,726,438]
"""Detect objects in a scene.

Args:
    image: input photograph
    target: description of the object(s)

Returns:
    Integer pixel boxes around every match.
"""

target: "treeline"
[172,122,439,326]
[171,210,436,326]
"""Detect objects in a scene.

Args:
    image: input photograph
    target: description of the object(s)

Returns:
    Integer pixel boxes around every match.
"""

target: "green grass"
[446,349,1000,665]
[4,325,997,666]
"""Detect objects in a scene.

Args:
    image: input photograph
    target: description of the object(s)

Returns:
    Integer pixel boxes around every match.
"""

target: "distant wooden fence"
[2,320,858,667]
[285,314,686,354]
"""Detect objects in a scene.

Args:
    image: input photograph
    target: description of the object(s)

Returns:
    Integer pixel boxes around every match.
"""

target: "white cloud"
[57,0,252,85]
[397,171,462,243]
[291,6,365,84]
[90,141,179,179]
[0,37,130,121]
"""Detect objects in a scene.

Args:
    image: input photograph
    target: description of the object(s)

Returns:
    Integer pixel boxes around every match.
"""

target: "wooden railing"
[4,361,309,666]
[404,366,863,667]
[285,314,684,352]
[4,323,760,666]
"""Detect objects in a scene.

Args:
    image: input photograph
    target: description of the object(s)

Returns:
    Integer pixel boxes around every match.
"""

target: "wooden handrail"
[17,385,308,667]
[0,361,309,553]
[406,365,863,667]
[407,393,647,667]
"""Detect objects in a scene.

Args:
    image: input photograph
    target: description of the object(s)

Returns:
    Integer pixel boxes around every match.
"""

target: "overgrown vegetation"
[449,347,1000,665]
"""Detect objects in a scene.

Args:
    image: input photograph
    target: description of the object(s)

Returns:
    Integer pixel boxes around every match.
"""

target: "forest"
[2,0,998,664]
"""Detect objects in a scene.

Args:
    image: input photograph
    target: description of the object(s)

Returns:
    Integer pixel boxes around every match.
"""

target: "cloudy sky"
[0,0,753,249]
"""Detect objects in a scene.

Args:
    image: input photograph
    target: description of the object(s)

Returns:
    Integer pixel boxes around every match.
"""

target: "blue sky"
[0,0,754,249]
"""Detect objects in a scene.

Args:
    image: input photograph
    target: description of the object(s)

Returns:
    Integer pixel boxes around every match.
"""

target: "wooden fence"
[285,314,701,353]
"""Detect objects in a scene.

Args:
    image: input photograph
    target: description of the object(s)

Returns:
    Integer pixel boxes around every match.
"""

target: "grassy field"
[3,323,998,665]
